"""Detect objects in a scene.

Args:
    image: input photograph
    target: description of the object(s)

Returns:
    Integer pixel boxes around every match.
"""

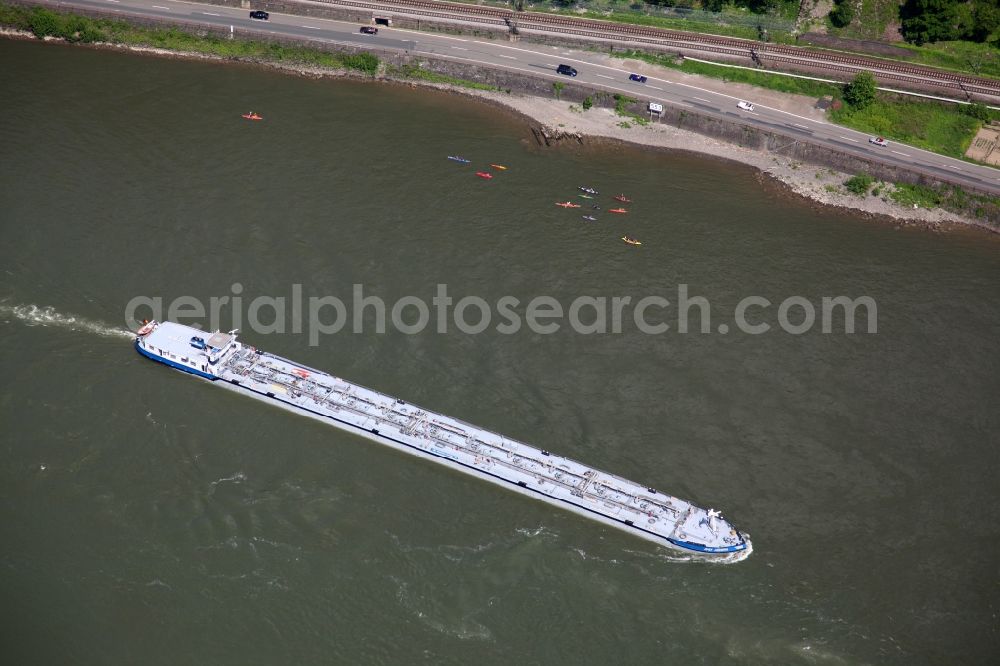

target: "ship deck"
[213,343,747,554]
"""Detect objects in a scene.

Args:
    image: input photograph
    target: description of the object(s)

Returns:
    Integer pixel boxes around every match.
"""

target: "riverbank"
[2,22,996,233]
[461,89,991,233]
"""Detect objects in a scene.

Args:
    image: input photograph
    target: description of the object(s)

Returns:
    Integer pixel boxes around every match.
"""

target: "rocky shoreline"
[5,27,996,234]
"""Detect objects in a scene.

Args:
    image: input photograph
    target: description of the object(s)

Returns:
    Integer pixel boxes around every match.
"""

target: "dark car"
[556,64,578,77]
[628,73,648,83]
[249,10,269,20]
[360,26,378,34]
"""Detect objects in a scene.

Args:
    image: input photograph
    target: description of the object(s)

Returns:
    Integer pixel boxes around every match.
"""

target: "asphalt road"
[39,0,1000,195]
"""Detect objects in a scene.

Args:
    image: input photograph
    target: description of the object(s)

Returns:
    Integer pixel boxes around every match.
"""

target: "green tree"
[843,71,877,109]
[829,0,856,28]
[971,1,1000,43]
[900,0,961,45]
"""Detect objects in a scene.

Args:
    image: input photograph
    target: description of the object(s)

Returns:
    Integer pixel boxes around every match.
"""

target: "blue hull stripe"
[667,538,744,554]
[135,340,218,381]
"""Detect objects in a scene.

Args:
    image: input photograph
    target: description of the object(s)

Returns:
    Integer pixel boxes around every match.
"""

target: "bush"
[845,174,874,195]
[77,25,106,43]
[843,71,877,110]
[960,102,993,122]
[28,7,59,38]
[62,16,93,42]
[613,93,636,114]
[582,96,593,111]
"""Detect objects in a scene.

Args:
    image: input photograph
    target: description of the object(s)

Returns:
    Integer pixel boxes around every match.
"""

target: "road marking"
[793,123,809,128]
[302,25,321,30]
[596,74,614,80]
[201,12,220,16]
[693,96,710,103]
[947,165,961,170]
[891,150,910,157]
[647,85,662,90]
[152,4,169,7]
[105,0,119,3]
[498,54,517,60]
[840,136,859,142]
[451,46,468,51]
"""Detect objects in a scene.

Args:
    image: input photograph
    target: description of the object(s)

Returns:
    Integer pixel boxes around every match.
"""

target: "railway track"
[321,0,1000,99]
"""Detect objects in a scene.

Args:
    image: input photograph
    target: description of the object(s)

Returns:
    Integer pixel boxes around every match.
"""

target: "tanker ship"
[134,320,751,561]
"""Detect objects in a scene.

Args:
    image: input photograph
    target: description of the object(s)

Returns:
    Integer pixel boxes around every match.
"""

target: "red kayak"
[241,112,263,121]
[609,208,628,214]
[476,171,493,179]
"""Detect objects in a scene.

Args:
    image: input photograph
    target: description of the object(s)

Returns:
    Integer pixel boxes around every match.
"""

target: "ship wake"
[0,303,133,339]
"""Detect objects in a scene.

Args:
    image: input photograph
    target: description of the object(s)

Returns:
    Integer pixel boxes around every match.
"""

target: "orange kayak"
[609,208,628,214]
